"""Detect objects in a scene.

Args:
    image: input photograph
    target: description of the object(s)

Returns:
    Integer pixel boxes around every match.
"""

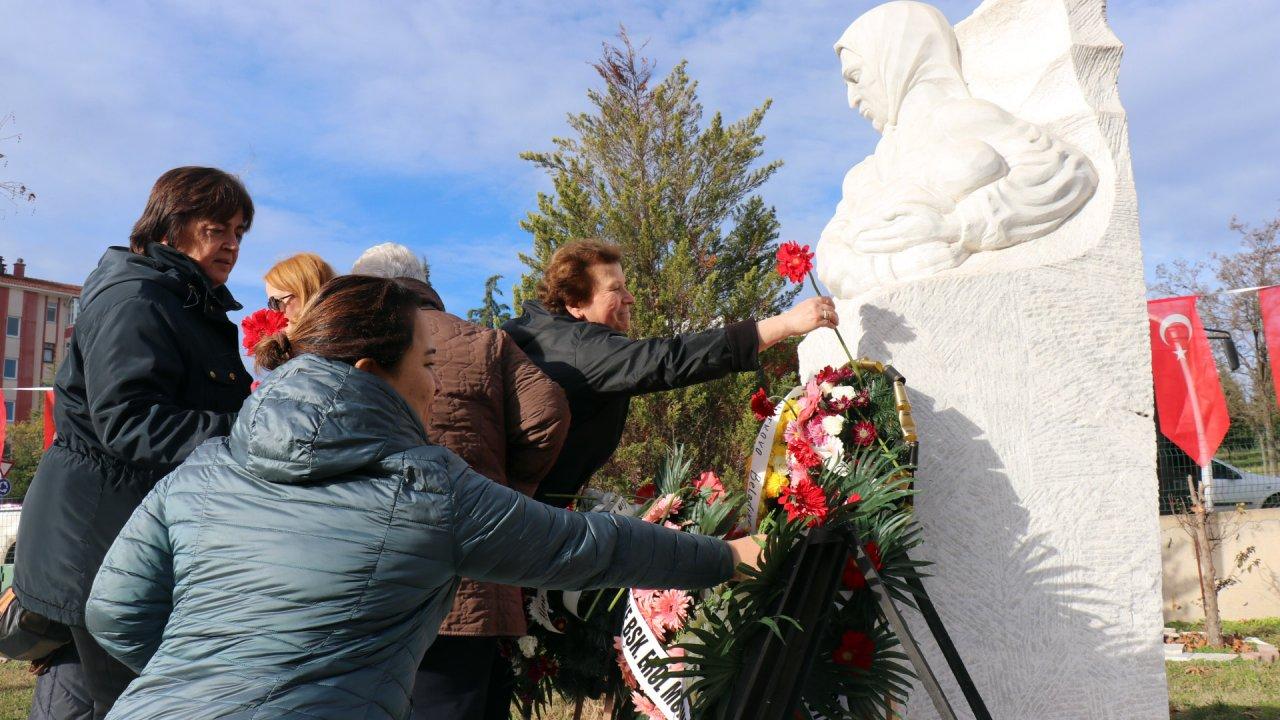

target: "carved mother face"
[834,1,965,132]
[840,48,890,133]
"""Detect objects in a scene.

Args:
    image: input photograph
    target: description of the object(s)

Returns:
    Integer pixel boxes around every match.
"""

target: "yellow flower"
[763,471,789,500]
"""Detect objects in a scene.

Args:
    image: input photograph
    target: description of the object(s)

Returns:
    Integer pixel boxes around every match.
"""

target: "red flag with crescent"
[1148,296,1229,466]
[1258,286,1280,407]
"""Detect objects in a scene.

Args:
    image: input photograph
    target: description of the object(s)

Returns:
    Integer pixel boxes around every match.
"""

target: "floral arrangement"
[506,451,745,720]
[614,242,925,719]
[240,308,288,356]
[514,241,927,719]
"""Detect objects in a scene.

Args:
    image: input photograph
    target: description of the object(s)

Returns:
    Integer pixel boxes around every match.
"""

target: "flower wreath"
[617,360,926,720]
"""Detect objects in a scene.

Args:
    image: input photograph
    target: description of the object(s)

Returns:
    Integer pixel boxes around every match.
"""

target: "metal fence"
[1158,431,1280,515]
[0,502,18,592]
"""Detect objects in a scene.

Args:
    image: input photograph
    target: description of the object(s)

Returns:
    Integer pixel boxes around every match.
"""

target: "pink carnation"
[631,691,665,720]
[668,645,687,672]
[633,589,664,638]
[648,589,691,635]
[614,637,639,690]
[643,494,682,523]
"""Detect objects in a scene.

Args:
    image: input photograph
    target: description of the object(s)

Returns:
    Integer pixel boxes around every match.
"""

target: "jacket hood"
[80,245,241,313]
[229,354,428,483]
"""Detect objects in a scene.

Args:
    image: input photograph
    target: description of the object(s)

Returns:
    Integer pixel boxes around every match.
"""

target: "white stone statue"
[816,0,1099,299]
[801,1,1168,717]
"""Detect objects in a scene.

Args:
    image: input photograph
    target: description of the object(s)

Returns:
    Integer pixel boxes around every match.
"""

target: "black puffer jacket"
[502,301,759,506]
[15,244,251,626]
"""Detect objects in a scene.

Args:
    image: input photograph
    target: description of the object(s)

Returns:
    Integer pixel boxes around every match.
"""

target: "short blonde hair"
[264,253,336,309]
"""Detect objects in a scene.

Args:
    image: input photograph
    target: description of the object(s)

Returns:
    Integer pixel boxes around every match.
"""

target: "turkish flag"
[1258,286,1280,407]
[1148,296,1229,466]
[43,390,55,450]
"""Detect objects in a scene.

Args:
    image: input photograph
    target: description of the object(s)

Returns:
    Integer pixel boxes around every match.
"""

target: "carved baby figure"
[816,0,1098,298]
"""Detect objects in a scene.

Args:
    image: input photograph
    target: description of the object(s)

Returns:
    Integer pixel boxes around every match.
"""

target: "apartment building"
[0,257,81,423]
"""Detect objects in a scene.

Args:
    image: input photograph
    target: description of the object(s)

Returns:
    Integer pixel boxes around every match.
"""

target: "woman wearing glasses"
[264,252,335,324]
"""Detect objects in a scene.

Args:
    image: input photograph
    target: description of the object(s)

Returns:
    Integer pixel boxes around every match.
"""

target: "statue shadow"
[856,305,1155,719]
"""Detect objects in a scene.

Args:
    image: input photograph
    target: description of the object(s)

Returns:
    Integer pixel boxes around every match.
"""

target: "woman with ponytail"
[82,275,762,720]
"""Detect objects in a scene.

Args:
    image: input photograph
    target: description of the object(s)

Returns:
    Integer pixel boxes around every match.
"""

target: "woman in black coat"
[15,167,255,719]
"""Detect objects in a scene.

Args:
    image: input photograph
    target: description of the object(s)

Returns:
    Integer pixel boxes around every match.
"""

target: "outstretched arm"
[449,464,735,591]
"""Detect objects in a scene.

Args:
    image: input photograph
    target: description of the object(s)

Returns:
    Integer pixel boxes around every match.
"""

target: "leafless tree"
[1,112,37,213]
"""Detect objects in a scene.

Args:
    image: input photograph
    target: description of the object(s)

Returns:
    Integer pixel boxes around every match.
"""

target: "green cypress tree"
[515,32,799,492]
[467,274,512,329]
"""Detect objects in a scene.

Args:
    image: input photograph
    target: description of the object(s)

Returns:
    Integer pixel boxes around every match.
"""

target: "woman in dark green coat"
[16,167,254,719]
[85,275,759,720]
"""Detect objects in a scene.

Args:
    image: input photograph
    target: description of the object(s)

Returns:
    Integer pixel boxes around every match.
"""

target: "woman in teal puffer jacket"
[83,275,760,720]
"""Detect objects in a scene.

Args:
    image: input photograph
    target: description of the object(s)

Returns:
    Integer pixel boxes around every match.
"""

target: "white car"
[1206,460,1280,510]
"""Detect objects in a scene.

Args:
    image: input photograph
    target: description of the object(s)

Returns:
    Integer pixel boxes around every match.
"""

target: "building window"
[46,301,58,324]
[4,401,12,422]
[5,317,17,337]
[43,343,56,363]
[3,358,15,379]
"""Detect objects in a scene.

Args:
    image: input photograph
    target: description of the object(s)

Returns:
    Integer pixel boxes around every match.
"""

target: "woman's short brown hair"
[538,239,622,314]
[264,253,336,310]
[129,166,255,253]
[255,275,429,372]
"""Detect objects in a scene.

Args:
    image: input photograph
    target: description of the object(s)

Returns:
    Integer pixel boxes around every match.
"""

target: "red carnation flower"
[775,241,814,284]
[750,388,776,421]
[852,388,872,409]
[814,365,853,385]
[528,656,558,682]
[240,308,289,356]
[787,436,823,469]
[779,478,829,527]
[695,470,726,504]
[833,630,875,671]
[842,541,883,590]
[634,483,657,501]
[851,420,878,447]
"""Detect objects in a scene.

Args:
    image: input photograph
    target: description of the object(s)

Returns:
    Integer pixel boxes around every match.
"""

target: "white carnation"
[828,386,856,402]
[825,435,845,459]
[518,635,538,658]
[821,415,845,436]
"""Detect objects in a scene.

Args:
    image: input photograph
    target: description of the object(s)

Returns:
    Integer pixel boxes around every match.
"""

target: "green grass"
[0,662,35,720]
[1168,660,1280,719]
[2,656,1279,719]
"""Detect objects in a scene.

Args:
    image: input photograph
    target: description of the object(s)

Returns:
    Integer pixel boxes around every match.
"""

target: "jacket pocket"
[199,352,250,411]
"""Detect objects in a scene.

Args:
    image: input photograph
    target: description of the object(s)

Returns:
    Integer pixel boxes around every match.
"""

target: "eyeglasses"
[267,294,295,313]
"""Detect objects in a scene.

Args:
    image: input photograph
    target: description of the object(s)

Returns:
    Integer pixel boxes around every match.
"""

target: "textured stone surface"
[799,1,1168,717]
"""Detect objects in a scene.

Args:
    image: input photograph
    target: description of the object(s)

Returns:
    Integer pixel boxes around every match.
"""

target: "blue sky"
[1,0,1277,318]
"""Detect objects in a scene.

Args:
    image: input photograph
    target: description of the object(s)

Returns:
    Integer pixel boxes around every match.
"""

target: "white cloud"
[0,0,1276,309]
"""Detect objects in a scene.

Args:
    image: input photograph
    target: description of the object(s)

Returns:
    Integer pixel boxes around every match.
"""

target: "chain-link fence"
[0,502,19,592]
[1158,429,1280,515]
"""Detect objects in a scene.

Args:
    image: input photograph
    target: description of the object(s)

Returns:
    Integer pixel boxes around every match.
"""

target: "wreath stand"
[728,366,993,720]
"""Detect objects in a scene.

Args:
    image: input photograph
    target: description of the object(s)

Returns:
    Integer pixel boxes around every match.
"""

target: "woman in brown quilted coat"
[351,243,569,720]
